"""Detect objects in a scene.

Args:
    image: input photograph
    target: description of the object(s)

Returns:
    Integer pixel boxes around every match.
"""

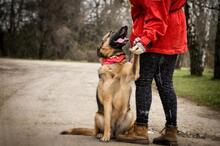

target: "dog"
[61,26,140,142]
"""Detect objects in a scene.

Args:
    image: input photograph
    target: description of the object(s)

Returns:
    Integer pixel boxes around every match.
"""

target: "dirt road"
[0,58,220,146]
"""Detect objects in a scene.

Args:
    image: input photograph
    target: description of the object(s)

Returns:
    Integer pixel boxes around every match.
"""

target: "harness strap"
[101,54,126,65]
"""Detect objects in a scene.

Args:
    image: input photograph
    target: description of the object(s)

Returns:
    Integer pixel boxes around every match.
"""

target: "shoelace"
[159,127,166,135]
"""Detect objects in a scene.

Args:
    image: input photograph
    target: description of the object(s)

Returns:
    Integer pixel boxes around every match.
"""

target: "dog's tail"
[60,128,94,136]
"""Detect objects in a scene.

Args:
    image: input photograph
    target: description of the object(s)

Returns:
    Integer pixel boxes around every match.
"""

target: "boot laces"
[159,127,166,135]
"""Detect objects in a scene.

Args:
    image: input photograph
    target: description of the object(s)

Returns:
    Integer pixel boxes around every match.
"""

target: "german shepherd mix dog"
[61,26,140,142]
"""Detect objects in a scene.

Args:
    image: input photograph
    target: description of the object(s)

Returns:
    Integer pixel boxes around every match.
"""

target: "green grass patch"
[173,69,220,109]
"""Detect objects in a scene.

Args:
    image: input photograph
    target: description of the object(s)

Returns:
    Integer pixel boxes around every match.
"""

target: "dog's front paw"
[100,134,110,142]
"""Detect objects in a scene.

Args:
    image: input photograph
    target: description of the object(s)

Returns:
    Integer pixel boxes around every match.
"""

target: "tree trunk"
[186,0,206,76]
[0,30,6,56]
[9,0,16,34]
[214,2,220,79]
[38,24,46,59]
[190,44,205,76]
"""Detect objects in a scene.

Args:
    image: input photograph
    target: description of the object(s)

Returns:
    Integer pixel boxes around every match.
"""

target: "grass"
[173,69,220,109]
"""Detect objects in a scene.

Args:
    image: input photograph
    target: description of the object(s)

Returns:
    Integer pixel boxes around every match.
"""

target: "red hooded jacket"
[129,0,188,54]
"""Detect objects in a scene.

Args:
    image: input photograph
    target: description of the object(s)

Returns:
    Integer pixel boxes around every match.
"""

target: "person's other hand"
[130,42,145,55]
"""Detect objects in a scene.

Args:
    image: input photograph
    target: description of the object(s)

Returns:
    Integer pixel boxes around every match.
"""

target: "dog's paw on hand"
[100,135,110,142]
[96,133,103,139]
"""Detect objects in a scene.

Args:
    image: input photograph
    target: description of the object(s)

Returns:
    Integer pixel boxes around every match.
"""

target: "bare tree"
[0,0,133,61]
[186,0,219,76]
[214,1,220,79]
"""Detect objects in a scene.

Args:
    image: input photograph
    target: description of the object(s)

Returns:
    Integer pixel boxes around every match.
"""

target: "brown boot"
[153,125,178,146]
[116,122,149,144]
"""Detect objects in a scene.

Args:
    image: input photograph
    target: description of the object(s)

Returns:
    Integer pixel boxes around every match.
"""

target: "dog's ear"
[97,31,112,58]
[102,31,112,42]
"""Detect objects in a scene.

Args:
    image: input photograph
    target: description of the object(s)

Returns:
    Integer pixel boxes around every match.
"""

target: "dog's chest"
[98,65,121,79]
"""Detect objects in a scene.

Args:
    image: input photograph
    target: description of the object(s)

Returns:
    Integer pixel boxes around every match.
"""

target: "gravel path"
[0,58,220,146]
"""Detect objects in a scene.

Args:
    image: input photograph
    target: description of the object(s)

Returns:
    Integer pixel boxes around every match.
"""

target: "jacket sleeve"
[140,0,172,46]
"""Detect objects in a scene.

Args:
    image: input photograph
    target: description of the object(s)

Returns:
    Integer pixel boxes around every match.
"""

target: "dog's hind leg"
[95,112,104,139]
[115,109,135,138]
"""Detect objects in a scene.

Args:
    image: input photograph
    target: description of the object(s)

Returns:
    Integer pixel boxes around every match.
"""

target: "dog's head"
[97,26,129,58]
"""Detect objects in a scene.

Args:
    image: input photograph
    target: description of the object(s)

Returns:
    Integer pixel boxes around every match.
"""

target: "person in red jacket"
[117,0,187,145]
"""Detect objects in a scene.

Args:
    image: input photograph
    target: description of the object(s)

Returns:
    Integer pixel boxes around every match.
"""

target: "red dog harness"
[101,54,126,65]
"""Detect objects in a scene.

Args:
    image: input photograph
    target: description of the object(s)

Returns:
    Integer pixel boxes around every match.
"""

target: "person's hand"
[133,37,141,46]
[130,42,145,55]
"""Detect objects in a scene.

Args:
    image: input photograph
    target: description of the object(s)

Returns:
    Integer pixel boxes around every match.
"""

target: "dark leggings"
[135,52,177,126]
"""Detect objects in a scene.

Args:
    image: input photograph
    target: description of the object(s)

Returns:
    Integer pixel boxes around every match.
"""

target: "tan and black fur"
[61,26,140,142]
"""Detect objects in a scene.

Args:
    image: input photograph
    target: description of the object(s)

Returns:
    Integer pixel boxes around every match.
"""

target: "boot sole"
[116,138,149,145]
[153,140,178,146]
